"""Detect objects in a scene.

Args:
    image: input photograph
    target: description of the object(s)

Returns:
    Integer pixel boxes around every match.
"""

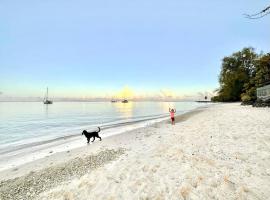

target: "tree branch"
[244,5,270,19]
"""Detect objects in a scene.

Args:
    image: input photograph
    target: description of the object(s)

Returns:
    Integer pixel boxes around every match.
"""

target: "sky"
[0,0,270,100]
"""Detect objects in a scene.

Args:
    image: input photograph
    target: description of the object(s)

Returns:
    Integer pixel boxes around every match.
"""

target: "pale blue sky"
[0,0,269,98]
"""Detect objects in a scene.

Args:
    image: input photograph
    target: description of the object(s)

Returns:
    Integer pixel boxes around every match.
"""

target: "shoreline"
[0,114,169,172]
[0,106,208,181]
[0,113,168,153]
[0,106,207,200]
[1,103,270,199]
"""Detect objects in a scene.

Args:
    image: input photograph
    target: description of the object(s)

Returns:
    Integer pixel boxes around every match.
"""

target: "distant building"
[257,84,270,101]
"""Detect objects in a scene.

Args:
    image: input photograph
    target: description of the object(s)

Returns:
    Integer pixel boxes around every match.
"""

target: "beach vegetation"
[212,48,270,105]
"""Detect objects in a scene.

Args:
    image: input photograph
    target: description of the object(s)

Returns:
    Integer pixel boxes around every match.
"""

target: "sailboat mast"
[43,87,52,104]
[47,87,48,100]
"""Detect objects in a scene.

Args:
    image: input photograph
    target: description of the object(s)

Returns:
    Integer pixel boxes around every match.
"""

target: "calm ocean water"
[0,101,203,151]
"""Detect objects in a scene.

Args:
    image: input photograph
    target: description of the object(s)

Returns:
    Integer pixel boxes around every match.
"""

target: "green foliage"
[213,47,257,102]
[254,53,270,87]
[241,94,251,102]
[211,95,222,102]
[241,76,256,102]
[213,48,270,103]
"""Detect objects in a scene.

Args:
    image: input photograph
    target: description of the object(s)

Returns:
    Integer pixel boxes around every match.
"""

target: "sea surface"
[0,101,207,170]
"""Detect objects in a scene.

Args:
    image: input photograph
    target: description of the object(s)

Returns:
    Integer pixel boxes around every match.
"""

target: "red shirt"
[170,112,175,118]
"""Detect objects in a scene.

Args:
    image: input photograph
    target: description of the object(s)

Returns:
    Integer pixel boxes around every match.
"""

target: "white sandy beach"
[1,103,270,200]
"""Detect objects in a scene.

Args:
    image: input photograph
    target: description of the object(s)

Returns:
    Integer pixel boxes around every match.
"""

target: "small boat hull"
[44,100,53,104]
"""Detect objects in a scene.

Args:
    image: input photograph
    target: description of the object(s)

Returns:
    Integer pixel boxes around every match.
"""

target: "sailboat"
[111,96,118,103]
[43,87,53,104]
[121,99,128,103]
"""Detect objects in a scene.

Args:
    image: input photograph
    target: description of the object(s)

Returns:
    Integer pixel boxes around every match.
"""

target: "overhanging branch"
[244,5,270,19]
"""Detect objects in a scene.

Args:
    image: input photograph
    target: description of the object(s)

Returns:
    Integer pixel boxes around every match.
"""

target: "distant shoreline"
[0,100,207,102]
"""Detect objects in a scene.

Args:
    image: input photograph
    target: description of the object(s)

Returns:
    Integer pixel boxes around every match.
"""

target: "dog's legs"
[97,136,102,141]
[92,137,95,142]
[87,138,90,144]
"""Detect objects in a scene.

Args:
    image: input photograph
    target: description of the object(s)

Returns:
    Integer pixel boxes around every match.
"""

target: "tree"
[212,48,270,104]
[255,53,270,87]
[241,53,270,103]
[213,48,258,102]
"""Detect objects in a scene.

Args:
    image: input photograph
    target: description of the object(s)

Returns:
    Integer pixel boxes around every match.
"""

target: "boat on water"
[43,87,53,104]
[121,99,128,103]
[111,99,117,103]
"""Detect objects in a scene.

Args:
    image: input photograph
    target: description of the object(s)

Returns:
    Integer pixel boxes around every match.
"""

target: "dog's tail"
[97,127,101,132]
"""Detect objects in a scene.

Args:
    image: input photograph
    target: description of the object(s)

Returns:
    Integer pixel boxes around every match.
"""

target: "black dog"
[82,127,102,144]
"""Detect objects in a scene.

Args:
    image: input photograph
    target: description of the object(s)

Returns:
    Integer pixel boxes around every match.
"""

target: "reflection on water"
[160,102,175,113]
[111,101,134,118]
[44,104,49,117]
[0,101,203,147]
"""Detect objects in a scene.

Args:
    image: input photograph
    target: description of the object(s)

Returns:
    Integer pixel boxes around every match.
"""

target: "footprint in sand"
[119,173,127,180]
[223,175,236,191]
[142,165,149,172]
[151,167,157,173]
[179,185,192,200]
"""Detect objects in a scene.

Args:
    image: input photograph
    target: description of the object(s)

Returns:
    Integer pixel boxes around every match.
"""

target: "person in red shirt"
[169,108,176,125]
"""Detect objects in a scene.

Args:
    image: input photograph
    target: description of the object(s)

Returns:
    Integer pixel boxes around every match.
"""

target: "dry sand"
[1,103,270,200]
